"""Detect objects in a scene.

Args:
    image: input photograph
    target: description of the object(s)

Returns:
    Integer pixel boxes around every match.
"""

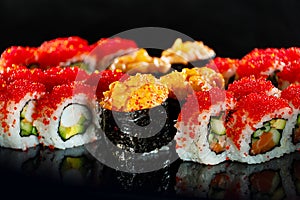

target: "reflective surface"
[0,145,300,199]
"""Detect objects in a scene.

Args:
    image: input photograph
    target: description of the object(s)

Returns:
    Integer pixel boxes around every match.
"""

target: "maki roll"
[175,87,234,165]
[34,82,99,149]
[0,79,46,150]
[236,48,285,86]
[206,57,239,88]
[109,48,171,75]
[160,38,216,71]
[227,76,281,101]
[280,84,300,149]
[99,73,175,153]
[226,93,294,164]
[0,46,37,68]
[277,60,300,90]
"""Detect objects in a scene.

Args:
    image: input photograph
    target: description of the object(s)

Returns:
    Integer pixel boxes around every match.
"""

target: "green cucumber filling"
[250,118,286,155]
[292,114,300,144]
[207,112,226,154]
[58,104,92,141]
[20,101,38,137]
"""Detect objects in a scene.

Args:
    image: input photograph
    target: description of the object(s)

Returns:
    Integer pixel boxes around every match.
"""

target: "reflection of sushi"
[0,79,46,150]
[226,93,294,164]
[175,162,234,199]
[175,87,234,165]
[34,82,99,149]
[99,73,175,153]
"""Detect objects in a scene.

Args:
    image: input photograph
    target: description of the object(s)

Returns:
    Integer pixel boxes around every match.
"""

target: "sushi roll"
[0,46,37,68]
[160,38,216,71]
[34,81,99,149]
[236,48,285,86]
[109,48,171,75]
[175,87,234,165]
[227,76,281,101]
[277,61,300,90]
[206,57,239,88]
[160,67,225,101]
[0,79,46,150]
[280,84,300,150]
[226,93,294,164]
[99,73,175,153]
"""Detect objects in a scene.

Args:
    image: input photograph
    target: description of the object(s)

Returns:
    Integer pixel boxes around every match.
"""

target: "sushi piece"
[34,82,99,149]
[109,48,171,75]
[280,84,300,150]
[227,76,281,101]
[277,61,300,90]
[175,87,234,165]
[87,37,138,71]
[206,57,239,88]
[226,93,294,164]
[36,36,90,69]
[0,46,37,68]
[160,38,215,70]
[236,48,285,86]
[0,79,46,150]
[84,69,128,101]
[160,67,225,101]
[99,73,176,153]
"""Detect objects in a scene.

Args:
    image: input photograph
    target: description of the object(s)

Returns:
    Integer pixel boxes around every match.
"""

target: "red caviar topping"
[228,76,277,100]
[0,46,37,68]
[277,61,300,83]
[281,84,300,109]
[207,57,239,74]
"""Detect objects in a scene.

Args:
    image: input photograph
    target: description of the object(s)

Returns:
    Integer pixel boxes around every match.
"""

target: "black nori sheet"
[99,99,179,153]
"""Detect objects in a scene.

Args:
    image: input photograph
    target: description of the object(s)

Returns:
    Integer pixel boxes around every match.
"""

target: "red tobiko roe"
[37,36,90,69]
[88,37,137,59]
[281,84,300,109]
[6,79,46,103]
[0,46,37,68]
[41,66,89,92]
[236,48,284,79]
[206,57,239,74]
[84,69,129,100]
[178,87,227,124]
[227,76,276,100]
[34,82,96,122]
[277,61,300,83]
[226,93,291,149]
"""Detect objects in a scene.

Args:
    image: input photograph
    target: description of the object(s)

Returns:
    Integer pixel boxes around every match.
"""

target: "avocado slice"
[210,118,226,135]
[58,115,90,141]
[270,119,286,130]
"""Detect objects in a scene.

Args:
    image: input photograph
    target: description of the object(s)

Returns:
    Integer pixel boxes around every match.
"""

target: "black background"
[1,0,300,199]
[1,0,300,59]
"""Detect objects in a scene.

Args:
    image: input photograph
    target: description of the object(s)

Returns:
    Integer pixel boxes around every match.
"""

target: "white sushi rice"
[0,92,43,150]
[34,93,100,149]
[227,107,295,164]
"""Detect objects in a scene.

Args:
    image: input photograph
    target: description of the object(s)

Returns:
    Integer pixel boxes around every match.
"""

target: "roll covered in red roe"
[227,76,281,101]
[175,87,235,165]
[0,46,37,68]
[280,84,300,149]
[33,82,100,149]
[226,93,294,164]
[0,79,46,150]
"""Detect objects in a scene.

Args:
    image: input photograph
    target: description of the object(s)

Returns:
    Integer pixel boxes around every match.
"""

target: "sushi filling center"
[250,119,286,155]
[207,112,226,154]
[20,100,38,137]
[292,114,300,144]
[58,104,92,141]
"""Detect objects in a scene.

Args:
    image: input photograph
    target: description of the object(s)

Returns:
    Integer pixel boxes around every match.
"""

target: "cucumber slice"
[270,119,286,130]
[208,133,215,143]
[270,128,281,145]
[20,104,28,119]
[210,118,226,135]
[297,114,300,125]
[21,120,33,133]
[253,129,264,138]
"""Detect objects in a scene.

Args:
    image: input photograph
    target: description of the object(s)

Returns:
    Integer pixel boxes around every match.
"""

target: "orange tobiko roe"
[226,93,291,150]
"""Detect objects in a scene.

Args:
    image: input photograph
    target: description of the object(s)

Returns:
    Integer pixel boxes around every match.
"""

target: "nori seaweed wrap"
[99,73,177,153]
